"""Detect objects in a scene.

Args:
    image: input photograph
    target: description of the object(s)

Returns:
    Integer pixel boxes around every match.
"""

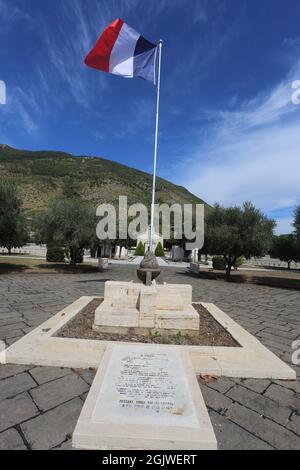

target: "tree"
[135,241,145,256]
[293,206,300,240]
[206,202,275,279]
[0,181,29,254]
[155,241,164,257]
[270,235,299,269]
[61,176,80,199]
[37,192,96,267]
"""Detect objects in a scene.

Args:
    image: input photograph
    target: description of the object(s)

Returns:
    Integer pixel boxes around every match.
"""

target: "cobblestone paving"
[0,266,299,450]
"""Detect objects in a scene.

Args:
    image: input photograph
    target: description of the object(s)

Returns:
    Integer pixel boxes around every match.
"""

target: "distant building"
[137,227,163,253]
[97,241,113,259]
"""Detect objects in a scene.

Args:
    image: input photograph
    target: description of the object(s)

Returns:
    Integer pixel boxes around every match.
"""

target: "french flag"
[84,18,158,85]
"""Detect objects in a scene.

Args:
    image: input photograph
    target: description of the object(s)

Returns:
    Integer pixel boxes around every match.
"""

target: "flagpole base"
[137,252,161,286]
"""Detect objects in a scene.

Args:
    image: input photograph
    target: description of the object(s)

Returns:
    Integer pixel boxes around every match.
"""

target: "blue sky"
[0,0,299,234]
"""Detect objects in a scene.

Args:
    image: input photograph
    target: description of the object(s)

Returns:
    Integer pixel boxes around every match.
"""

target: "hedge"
[46,245,65,263]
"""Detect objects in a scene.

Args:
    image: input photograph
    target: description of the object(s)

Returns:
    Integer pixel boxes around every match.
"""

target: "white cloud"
[0,0,33,33]
[181,60,300,234]
[187,119,300,210]
[0,85,40,135]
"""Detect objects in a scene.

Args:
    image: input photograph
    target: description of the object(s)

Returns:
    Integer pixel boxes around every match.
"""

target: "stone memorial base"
[98,258,109,269]
[93,281,200,337]
[72,344,217,450]
[189,262,200,274]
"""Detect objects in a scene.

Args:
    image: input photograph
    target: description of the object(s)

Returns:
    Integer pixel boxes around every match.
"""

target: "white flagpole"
[149,39,163,253]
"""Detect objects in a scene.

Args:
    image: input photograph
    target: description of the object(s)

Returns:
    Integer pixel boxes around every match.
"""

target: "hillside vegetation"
[0,144,207,214]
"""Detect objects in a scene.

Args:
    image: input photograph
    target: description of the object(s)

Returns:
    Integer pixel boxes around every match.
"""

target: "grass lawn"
[0,256,100,274]
[192,268,300,290]
[1,256,300,290]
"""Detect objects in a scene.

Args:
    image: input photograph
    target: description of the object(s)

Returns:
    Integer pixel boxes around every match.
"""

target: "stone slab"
[0,393,39,432]
[21,398,83,450]
[0,364,32,380]
[73,344,217,450]
[29,366,72,385]
[0,372,36,400]
[0,428,27,450]
[30,373,89,412]
[103,281,193,306]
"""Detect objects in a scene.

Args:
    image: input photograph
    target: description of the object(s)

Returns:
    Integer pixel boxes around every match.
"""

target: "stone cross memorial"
[73,344,217,450]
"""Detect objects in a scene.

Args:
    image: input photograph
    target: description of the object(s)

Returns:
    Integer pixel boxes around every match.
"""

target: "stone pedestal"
[171,245,184,262]
[190,262,200,274]
[192,248,199,262]
[98,258,108,270]
[93,281,200,336]
[73,344,217,450]
[114,246,120,259]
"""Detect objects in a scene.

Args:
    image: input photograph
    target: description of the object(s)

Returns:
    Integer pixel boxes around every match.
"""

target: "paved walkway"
[0,266,299,450]
[130,256,170,266]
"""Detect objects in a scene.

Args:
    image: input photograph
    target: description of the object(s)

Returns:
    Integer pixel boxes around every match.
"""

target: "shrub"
[155,241,164,257]
[46,244,65,262]
[75,249,84,264]
[64,247,84,264]
[212,256,226,271]
[234,256,245,269]
[135,241,145,256]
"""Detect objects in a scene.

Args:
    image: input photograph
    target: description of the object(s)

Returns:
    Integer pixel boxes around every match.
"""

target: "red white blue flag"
[84,18,157,85]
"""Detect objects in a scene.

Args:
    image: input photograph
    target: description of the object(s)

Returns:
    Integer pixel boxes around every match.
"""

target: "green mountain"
[0,144,207,213]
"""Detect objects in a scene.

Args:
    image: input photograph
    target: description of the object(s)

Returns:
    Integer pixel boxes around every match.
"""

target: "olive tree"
[206,202,275,279]
[37,194,97,267]
[270,234,299,269]
[293,206,300,240]
[0,181,29,254]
